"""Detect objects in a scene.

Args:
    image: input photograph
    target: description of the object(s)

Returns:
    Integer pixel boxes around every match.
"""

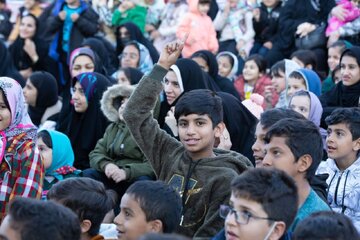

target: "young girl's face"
[217,56,233,78]
[118,97,129,121]
[19,15,36,39]
[192,57,209,72]
[271,71,286,94]
[23,79,38,107]
[289,95,311,119]
[287,77,307,97]
[0,90,11,131]
[163,71,181,105]
[71,81,88,113]
[117,70,131,85]
[333,69,341,84]
[71,55,95,78]
[340,55,360,86]
[243,60,261,83]
[328,47,342,72]
[121,45,140,69]
[36,137,53,170]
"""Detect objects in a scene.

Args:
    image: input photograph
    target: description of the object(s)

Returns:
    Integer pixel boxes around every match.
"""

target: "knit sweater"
[123,65,253,239]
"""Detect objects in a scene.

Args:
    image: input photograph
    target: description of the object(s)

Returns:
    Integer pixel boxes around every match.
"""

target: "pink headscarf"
[0,77,36,161]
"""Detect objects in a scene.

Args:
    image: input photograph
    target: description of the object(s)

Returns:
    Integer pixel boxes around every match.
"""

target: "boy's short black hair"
[175,89,223,127]
[260,108,305,130]
[125,180,182,233]
[292,211,360,240]
[288,71,305,81]
[245,54,267,73]
[231,168,298,231]
[7,197,81,240]
[325,108,360,140]
[47,178,116,237]
[37,130,52,148]
[290,50,317,69]
[264,118,323,181]
[270,60,285,77]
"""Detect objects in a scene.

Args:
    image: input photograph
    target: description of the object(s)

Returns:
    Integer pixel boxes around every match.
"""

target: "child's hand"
[111,169,127,183]
[58,10,66,21]
[331,4,348,22]
[23,39,37,59]
[217,127,232,150]
[253,8,260,22]
[264,85,274,105]
[157,35,187,69]
[263,41,272,50]
[327,31,340,47]
[71,13,79,22]
[165,107,178,137]
[105,163,119,178]
[296,22,316,38]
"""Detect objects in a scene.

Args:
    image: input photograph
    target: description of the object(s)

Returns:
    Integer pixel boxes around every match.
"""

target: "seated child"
[176,0,218,57]
[47,177,116,240]
[316,108,360,232]
[0,197,81,240]
[287,69,322,98]
[112,0,147,31]
[85,84,155,200]
[216,51,239,81]
[293,211,360,240]
[36,129,80,200]
[114,180,182,240]
[263,118,331,231]
[220,168,298,240]
[326,0,360,36]
[123,39,252,238]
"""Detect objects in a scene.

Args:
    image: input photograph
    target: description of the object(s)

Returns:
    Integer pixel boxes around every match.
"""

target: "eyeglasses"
[219,205,276,225]
[119,52,139,60]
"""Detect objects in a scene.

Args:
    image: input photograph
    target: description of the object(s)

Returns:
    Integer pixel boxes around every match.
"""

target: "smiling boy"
[123,40,252,238]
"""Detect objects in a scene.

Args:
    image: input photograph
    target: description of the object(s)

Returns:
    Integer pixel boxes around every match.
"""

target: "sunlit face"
[178,114,223,160]
[0,90,11,131]
[271,71,286,94]
[71,55,95,78]
[328,47,342,72]
[117,70,131,86]
[289,95,310,119]
[19,15,36,39]
[71,82,88,113]
[23,79,38,107]
[287,77,306,98]
[198,3,210,15]
[340,55,360,86]
[217,56,233,78]
[243,60,261,83]
[36,137,53,170]
[192,57,209,73]
[121,45,140,68]
[163,71,182,105]
[252,123,267,168]
[114,193,156,240]
[326,123,360,164]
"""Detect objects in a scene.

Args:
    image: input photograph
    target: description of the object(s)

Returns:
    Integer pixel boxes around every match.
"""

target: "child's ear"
[80,220,92,233]
[149,219,163,233]
[214,122,225,138]
[297,154,312,174]
[269,221,286,240]
[353,138,360,152]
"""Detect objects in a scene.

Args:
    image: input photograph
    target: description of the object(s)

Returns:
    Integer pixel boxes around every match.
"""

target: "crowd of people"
[0,0,359,239]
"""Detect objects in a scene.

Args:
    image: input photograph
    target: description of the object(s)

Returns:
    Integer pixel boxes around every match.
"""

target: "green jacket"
[123,65,253,239]
[112,6,147,32]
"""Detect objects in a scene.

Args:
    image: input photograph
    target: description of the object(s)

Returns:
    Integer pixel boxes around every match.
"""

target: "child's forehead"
[230,193,265,213]
[178,113,211,120]
[328,122,351,132]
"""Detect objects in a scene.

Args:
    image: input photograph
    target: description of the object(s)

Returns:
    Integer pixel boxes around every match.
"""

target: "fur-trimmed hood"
[101,84,135,122]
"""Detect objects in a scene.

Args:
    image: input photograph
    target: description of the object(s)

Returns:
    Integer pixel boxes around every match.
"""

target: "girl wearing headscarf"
[114,67,144,85]
[23,71,62,129]
[65,72,111,169]
[216,51,239,81]
[116,22,159,63]
[0,40,25,87]
[320,46,360,128]
[9,14,49,80]
[0,77,43,221]
[191,50,241,100]
[36,129,80,200]
[217,92,257,164]
[118,41,154,74]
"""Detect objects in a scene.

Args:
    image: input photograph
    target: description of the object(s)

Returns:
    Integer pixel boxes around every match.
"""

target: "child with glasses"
[218,168,298,240]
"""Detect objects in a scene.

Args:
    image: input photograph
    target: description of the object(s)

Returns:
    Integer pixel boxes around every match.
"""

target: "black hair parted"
[47,178,117,237]
[288,71,305,80]
[8,197,81,240]
[245,54,267,73]
[231,168,298,231]
[126,180,182,233]
[270,60,285,78]
[37,130,52,149]
[290,50,317,69]
[260,108,305,130]
[292,211,360,240]
[325,108,360,140]
[264,118,323,181]
[174,89,223,127]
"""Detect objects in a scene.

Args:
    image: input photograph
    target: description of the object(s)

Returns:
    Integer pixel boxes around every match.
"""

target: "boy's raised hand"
[157,34,188,70]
